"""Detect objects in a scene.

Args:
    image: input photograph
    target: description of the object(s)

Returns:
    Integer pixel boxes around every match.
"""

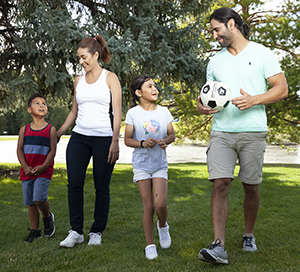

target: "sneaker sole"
[44,213,55,237]
[243,246,257,252]
[24,235,42,243]
[44,226,55,237]
[60,239,84,248]
[88,241,101,246]
[198,250,228,264]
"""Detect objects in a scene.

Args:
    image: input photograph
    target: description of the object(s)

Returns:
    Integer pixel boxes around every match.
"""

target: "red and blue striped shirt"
[20,123,54,180]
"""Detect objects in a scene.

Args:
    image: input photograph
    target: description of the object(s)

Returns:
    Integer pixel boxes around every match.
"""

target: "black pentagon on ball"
[207,100,217,109]
[224,101,230,108]
[202,85,210,94]
[218,87,227,96]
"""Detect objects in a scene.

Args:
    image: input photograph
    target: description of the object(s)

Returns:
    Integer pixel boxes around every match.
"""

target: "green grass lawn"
[1,163,300,271]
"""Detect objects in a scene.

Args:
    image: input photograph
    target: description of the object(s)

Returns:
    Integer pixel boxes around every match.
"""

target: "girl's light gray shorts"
[133,168,168,183]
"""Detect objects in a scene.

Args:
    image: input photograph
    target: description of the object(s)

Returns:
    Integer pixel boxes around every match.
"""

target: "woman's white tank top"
[73,69,113,137]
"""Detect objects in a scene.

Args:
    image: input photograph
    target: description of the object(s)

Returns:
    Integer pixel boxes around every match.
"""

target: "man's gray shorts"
[206,131,267,185]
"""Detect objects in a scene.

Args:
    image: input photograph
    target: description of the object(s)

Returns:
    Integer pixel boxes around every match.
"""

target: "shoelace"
[89,233,100,240]
[147,246,157,256]
[68,230,78,239]
[159,229,170,241]
[27,228,40,238]
[208,238,222,249]
[243,236,253,247]
[44,216,51,229]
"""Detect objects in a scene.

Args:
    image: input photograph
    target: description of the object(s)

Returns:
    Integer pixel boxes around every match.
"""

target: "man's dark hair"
[210,7,251,37]
[28,93,47,107]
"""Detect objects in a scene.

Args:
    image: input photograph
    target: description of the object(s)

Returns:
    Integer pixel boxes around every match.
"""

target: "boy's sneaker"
[242,234,257,252]
[198,238,228,264]
[43,212,55,237]
[145,244,158,260]
[24,229,42,243]
[60,230,84,248]
[88,232,102,245]
[157,221,171,249]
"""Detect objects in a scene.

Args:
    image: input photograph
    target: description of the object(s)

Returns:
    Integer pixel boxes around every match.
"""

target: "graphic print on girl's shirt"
[143,119,161,135]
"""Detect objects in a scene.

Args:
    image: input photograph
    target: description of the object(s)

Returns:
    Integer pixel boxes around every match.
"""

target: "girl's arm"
[124,124,156,148]
[56,76,80,142]
[32,126,57,176]
[156,122,176,150]
[16,125,33,176]
[107,72,122,164]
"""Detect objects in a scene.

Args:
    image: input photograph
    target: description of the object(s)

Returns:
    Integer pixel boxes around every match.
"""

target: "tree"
[0,0,210,107]
[173,0,300,145]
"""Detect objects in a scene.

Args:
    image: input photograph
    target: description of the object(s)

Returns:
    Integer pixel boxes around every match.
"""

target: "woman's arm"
[107,72,122,164]
[56,76,79,141]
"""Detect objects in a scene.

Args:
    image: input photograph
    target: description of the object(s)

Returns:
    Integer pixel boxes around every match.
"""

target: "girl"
[57,35,122,247]
[124,75,175,260]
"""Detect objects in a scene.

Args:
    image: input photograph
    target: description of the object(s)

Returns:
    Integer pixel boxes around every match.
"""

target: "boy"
[17,93,57,243]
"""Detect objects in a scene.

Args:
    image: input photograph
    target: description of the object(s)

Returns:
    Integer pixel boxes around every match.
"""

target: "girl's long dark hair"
[129,75,151,108]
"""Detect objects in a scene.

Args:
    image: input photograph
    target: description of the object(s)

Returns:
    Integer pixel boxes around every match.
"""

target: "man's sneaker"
[145,244,158,260]
[242,234,257,252]
[24,229,42,243]
[88,232,102,245]
[43,212,55,237]
[198,238,228,264]
[157,221,171,249]
[60,230,84,248]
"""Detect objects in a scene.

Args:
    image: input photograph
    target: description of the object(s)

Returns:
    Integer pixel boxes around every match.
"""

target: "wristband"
[140,140,144,148]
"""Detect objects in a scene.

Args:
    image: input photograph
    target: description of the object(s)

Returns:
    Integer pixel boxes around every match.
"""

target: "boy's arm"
[16,125,33,176]
[32,126,57,176]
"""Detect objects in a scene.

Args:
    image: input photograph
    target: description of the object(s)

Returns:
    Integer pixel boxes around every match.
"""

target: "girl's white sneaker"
[145,244,158,260]
[157,221,171,249]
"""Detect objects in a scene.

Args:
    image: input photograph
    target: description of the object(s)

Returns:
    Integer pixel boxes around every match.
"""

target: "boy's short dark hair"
[28,93,47,107]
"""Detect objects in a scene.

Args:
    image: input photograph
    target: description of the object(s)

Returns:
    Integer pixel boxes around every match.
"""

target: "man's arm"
[231,72,288,111]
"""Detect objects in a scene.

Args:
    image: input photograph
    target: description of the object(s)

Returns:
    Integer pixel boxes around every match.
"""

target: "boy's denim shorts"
[22,177,51,205]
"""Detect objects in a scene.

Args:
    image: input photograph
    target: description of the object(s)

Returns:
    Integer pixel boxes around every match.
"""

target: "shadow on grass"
[1,163,300,271]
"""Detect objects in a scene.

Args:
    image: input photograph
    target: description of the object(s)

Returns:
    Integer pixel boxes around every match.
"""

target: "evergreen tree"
[0,0,210,108]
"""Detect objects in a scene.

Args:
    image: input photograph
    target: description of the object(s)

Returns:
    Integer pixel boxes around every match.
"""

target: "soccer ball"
[200,81,231,111]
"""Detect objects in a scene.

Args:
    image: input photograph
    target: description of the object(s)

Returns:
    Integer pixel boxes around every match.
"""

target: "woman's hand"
[107,140,119,164]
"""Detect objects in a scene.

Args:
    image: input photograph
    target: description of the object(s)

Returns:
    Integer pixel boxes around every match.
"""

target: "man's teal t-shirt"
[207,41,282,132]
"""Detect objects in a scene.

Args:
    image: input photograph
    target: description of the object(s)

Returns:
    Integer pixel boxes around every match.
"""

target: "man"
[196,7,288,264]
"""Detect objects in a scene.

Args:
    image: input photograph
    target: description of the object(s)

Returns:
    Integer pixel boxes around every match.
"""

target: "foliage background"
[0,0,299,143]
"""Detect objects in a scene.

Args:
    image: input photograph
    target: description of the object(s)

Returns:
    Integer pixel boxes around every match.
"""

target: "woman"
[57,35,122,247]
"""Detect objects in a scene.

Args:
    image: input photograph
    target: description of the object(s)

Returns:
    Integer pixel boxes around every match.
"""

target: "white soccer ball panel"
[200,81,231,111]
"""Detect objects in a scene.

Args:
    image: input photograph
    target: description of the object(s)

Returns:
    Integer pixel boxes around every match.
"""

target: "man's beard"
[218,35,231,48]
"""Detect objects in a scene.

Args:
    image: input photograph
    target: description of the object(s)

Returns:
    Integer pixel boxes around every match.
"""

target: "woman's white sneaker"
[88,232,102,245]
[60,230,84,248]
[157,221,171,249]
[145,244,158,260]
